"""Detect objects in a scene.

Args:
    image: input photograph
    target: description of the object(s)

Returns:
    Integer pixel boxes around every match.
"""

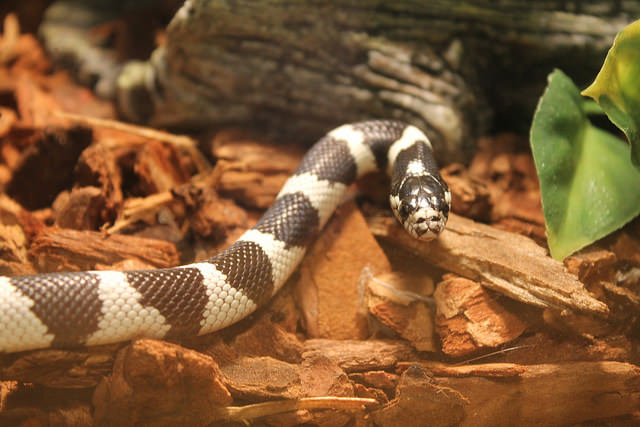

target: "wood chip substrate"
[0,12,639,427]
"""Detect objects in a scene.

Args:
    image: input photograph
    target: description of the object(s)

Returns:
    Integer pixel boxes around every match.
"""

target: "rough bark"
[39,0,638,163]
[368,214,609,316]
[123,0,637,157]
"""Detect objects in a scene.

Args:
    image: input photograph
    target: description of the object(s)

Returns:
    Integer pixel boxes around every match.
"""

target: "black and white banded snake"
[0,120,450,353]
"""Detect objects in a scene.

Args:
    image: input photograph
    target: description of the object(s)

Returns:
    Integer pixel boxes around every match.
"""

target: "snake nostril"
[430,216,439,222]
[417,218,426,223]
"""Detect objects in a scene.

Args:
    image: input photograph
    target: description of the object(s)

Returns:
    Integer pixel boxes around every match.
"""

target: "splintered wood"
[211,129,304,209]
[29,227,180,272]
[2,14,640,427]
[434,275,528,357]
[369,214,608,316]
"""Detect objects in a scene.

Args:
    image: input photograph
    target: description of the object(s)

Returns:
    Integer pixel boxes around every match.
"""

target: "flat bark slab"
[369,214,608,316]
[303,339,417,373]
[295,201,391,340]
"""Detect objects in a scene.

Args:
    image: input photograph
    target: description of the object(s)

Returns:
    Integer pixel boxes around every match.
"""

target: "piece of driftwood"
[127,0,636,160]
[377,361,640,426]
[369,213,609,316]
[39,1,638,163]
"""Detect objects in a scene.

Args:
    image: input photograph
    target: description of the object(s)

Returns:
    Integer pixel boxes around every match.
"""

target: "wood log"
[368,213,609,316]
[120,0,638,160]
[40,1,638,162]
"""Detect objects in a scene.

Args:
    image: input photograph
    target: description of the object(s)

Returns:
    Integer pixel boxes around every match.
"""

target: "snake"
[0,120,450,353]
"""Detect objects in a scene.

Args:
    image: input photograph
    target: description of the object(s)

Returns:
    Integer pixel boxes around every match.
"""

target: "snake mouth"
[406,208,447,240]
[390,194,448,240]
[408,223,443,240]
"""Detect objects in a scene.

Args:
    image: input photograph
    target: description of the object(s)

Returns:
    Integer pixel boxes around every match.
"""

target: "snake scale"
[0,120,450,353]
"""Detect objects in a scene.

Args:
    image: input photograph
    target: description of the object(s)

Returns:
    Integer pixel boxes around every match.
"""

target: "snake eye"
[430,215,439,222]
[417,217,426,223]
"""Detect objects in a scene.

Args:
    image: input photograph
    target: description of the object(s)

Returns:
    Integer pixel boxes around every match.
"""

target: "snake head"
[390,174,451,240]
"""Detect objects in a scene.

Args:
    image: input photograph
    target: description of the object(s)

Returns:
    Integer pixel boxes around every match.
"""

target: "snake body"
[0,120,450,353]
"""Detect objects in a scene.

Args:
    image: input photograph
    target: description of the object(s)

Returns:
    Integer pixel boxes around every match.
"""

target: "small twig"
[212,397,378,422]
[453,344,537,366]
[105,192,175,235]
[53,110,212,173]
[105,173,211,234]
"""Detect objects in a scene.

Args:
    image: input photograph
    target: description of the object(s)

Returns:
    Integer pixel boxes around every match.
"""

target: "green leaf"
[582,19,640,166]
[530,69,640,260]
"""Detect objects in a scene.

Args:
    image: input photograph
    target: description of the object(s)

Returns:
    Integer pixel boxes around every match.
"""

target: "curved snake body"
[0,120,450,353]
